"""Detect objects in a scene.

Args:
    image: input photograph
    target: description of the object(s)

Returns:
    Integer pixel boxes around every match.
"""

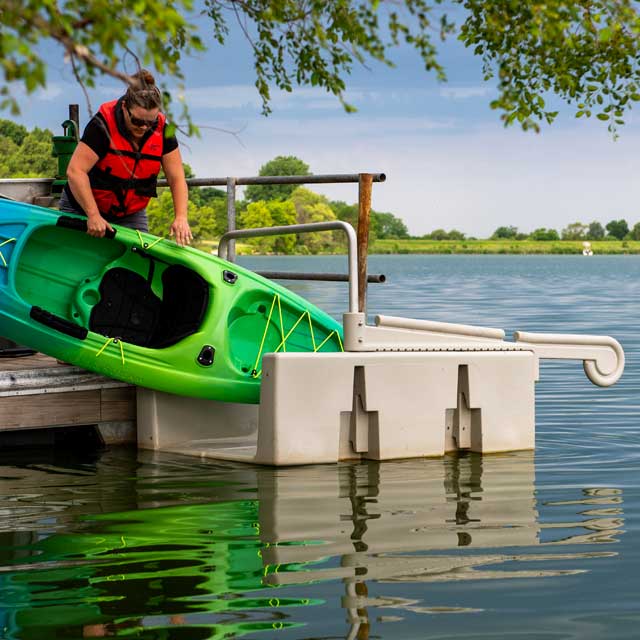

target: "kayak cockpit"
[89,264,209,348]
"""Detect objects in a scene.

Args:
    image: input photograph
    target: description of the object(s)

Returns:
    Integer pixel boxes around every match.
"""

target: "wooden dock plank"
[0,389,101,429]
[0,353,137,441]
[101,387,136,422]
[0,352,60,371]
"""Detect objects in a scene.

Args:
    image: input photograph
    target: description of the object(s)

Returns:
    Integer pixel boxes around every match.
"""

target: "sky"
[9,11,640,238]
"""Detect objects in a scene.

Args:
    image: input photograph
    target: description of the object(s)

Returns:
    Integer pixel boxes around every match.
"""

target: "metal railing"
[219,221,360,313]
[160,172,385,264]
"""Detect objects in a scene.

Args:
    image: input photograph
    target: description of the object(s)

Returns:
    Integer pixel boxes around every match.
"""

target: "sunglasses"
[125,105,158,128]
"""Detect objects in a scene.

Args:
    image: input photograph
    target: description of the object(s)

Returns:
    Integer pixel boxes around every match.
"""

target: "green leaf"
[598,27,613,43]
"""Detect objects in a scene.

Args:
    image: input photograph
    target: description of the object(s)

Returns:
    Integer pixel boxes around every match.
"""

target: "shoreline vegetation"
[368,239,640,255]
[204,239,640,256]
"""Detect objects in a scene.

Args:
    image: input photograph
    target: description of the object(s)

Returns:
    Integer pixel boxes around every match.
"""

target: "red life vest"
[89,99,165,217]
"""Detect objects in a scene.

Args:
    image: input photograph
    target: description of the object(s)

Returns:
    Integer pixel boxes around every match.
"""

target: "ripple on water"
[1,255,639,639]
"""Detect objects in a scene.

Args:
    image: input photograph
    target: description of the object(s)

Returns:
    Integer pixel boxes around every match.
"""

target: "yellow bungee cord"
[251,294,344,378]
[0,238,16,267]
[135,230,164,250]
[96,336,125,365]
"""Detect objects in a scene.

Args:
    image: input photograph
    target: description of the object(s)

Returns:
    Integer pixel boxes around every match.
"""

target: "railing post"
[357,173,373,313]
[69,104,79,131]
[226,177,237,262]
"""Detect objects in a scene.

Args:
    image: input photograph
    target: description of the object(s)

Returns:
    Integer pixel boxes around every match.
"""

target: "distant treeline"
[424,220,639,242]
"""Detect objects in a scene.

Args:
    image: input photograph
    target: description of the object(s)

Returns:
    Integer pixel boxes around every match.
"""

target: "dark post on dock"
[357,173,373,313]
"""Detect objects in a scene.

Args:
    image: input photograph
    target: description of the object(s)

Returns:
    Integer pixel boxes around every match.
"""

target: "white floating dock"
[138,222,625,466]
[137,312,623,466]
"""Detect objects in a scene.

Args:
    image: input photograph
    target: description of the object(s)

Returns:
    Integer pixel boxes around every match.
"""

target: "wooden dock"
[0,352,136,444]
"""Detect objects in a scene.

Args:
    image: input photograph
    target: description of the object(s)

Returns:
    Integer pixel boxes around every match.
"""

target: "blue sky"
[9,15,640,238]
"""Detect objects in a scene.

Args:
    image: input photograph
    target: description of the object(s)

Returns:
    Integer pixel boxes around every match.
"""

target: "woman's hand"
[86,213,114,238]
[170,217,193,246]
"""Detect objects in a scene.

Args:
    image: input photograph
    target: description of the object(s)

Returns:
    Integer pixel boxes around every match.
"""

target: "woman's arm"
[66,142,114,238]
[161,147,192,246]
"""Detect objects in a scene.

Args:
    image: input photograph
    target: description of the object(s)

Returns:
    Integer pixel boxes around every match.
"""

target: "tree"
[0,119,27,146]
[606,219,629,240]
[0,136,19,177]
[329,201,359,230]
[239,202,276,253]
[189,186,225,208]
[289,187,338,253]
[245,156,311,203]
[372,212,410,239]
[147,191,181,237]
[491,226,519,240]
[147,189,221,240]
[426,229,449,241]
[0,121,56,178]
[530,228,559,241]
[4,2,640,134]
[329,201,409,241]
[587,221,605,240]
[268,201,297,253]
[628,222,640,241]
[561,222,587,240]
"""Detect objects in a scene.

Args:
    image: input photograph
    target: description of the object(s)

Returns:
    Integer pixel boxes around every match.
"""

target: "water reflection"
[0,449,625,639]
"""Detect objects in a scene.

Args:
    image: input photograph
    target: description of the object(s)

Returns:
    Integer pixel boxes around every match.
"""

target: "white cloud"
[33,83,66,101]
[182,115,640,238]
[439,86,491,100]
[182,83,492,115]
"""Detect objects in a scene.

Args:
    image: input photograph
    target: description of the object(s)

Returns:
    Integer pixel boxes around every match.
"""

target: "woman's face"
[124,102,160,137]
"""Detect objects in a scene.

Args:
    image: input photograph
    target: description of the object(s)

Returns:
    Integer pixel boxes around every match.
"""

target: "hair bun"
[132,69,156,89]
[125,69,162,109]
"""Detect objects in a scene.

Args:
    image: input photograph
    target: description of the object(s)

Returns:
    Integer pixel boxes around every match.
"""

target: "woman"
[59,70,192,246]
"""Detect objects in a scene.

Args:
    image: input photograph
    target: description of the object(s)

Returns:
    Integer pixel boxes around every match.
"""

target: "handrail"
[158,173,386,188]
[256,271,385,283]
[218,221,359,313]
[514,331,625,387]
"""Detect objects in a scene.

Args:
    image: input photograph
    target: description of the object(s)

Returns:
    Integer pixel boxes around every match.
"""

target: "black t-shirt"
[63,98,178,213]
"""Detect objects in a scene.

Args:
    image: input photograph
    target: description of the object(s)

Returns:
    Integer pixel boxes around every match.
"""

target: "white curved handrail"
[218,221,359,313]
[514,331,625,387]
[376,314,505,340]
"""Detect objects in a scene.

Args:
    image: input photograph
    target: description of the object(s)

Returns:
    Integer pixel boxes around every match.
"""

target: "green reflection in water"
[0,450,626,640]
[1,499,320,639]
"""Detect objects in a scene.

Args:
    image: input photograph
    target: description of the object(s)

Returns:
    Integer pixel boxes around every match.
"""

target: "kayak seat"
[89,267,162,346]
[150,264,209,348]
[89,265,208,348]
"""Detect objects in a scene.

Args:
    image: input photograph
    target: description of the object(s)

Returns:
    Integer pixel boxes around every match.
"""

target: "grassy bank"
[370,239,640,255]
[198,238,640,256]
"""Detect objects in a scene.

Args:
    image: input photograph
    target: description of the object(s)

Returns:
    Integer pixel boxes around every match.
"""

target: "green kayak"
[0,200,343,403]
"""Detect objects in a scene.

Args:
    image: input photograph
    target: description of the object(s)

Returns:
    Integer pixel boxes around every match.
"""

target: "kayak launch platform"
[137,222,625,466]
[0,173,625,464]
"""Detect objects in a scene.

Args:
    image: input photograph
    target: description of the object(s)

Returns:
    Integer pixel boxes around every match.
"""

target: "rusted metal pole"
[226,177,237,262]
[68,104,79,135]
[357,173,373,313]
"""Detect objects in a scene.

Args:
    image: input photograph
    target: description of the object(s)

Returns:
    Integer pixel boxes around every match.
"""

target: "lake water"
[1,255,639,639]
